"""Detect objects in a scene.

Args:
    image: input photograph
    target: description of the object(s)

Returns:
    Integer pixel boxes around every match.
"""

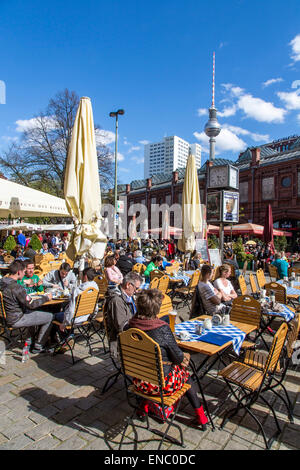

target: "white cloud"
[1,135,18,143]
[218,105,237,118]
[127,145,141,154]
[277,90,300,110]
[222,124,269,142]
[197,108,207,116]
[193,128,247,154]
[290,34,300,62]
[262,78,284,88]
[237,93,286,123]
[139,140,150,145]
[95,128,115,146]
[131,156,144,164]
[15,116,57,132]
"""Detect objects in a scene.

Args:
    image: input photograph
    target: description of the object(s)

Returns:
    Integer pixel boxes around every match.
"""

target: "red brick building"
[120,135,300,241]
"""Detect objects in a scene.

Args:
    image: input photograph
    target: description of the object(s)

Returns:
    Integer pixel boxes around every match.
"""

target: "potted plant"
[233,237,254,270]
[3,235,16,253]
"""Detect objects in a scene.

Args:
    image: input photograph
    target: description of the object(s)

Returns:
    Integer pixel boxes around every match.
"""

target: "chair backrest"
[268,264,279,282]
[157,294,175,332]
[211,267,220,282]
[150,269,164,282]
[73,287,99,322]
[94,276,108,298]
[264,281,287,304]
[157,275,170,294]
[256,269,266,289]
[39,261,52,273]
[286,315,300,359]
[118,328,165,388]
[189,270,201,290]
[149,277,159,289]
[43,253,55,261]
[3,255,14,264]
[249,273,258,294]
[132,263,146,275]
[0,291,8,324]
[238,274,248,295]
[264,323,288,375]
[288,267,300,277]
[230,295,261,327]
[34,254,44,266]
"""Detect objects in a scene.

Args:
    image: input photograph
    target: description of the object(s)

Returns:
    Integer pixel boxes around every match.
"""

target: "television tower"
[204,52,221,161]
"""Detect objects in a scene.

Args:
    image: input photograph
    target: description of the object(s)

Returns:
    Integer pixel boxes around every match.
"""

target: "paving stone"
[55,435,88,450]
[0,374,19,386]
[24,421,58,441]
[224,437,251,450]
[53,405,82,425]
[51,423,79,440]
[281,424,300,449]
[23,435,60,450]
[2,418,35,440]
[0,434,34,450]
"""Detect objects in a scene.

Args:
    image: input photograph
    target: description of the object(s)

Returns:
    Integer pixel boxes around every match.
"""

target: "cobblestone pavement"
[0,293,299,451]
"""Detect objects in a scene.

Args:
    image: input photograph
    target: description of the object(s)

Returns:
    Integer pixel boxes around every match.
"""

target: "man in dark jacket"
[116,250,136,276]
[0,260,54,353]
[104,272,142,358]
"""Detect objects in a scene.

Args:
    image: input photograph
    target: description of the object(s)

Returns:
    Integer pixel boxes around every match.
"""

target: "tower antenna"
[212,51,215,108]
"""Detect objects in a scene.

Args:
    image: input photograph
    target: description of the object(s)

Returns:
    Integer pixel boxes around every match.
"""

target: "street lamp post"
[109,109,125,231]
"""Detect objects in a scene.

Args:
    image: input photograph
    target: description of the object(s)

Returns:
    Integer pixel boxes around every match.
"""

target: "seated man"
[104,271,143,358]
[116,250,136,276]
[23,244,37,262]
[40,242,49,255]
[197,264,224,315]
[17,259,44,294]
[0,260,53,353]
[43,262,77,291]
[133,250,146,264]
[272,252,289,279]
[55,267,98,330]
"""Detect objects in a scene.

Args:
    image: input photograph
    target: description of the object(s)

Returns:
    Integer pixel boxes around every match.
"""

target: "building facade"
[120,135,300,242]
[144,136,201,178]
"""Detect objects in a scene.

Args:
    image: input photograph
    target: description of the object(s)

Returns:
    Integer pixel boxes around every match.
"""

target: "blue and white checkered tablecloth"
[277,280,300,288]
[168,273,191,286]
[140,283,150,290]
[175,320,246,355]
[264,303,295,322]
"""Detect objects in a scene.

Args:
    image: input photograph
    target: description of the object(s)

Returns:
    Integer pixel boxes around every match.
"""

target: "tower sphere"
[204,107,221,138]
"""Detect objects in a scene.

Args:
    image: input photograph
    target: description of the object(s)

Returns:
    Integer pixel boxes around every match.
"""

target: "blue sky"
[0,0,300,185]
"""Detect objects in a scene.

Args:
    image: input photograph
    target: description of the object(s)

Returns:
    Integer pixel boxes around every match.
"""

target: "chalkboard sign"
[195,239,209,262]
[208,248,222,267]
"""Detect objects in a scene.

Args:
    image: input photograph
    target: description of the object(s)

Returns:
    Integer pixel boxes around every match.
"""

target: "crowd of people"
[0,231,299,429]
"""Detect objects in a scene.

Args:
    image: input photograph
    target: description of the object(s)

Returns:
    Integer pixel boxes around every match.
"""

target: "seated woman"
[213,264,237,304]
[128,289,208,429]
[190,251,202,270]
[104,255,123,287]
[143,255,163,281]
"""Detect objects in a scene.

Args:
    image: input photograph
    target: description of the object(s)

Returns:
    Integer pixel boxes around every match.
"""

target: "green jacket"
[17,274,44,294]
[144,262,157,280]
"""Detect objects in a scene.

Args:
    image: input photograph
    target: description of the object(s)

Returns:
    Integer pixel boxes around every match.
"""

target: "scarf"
[129,316,167,331]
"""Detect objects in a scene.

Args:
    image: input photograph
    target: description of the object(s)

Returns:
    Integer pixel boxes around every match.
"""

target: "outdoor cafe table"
[175,315,257,380]
[258,299,296,349]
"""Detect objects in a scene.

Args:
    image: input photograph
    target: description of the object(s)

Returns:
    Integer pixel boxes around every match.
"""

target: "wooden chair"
[256,268,266,289]
[174,270,200,311]
[249,273,258,295]
[94,276,108,304]
[3,255,14,264]
[288,267,300,278]
[34,254,43,267]
[117,328,191,449]
[211,267,220,282]
[132,263,146,275]
[88,304,107,354]
[43,253,55,262]
[0,292,26,349]
[243,315,300,423]
[157,275,170,295]
[238,274,248,295]
[150,269,164,282]
[230,295,261,349]
[52,287,99,364]
[149,277,159,289]
[157,294,175,332]
[218,323,288,449]
[268,264,279,282]
[264,282,287,304]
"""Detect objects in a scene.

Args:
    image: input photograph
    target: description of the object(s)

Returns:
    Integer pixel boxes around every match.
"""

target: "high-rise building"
[144,136,201,178]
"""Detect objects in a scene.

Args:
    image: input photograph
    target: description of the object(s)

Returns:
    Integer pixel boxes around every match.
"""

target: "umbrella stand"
[219,222,224,263]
